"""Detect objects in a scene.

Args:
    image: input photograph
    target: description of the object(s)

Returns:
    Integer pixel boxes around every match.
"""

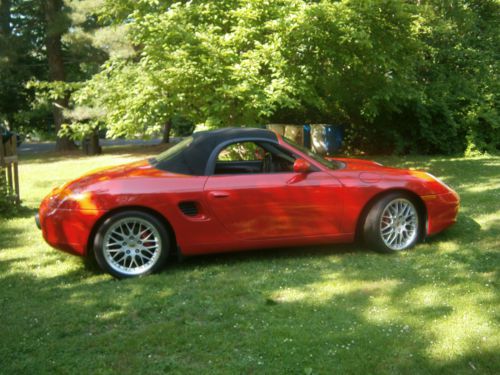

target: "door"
[203,141,343,240]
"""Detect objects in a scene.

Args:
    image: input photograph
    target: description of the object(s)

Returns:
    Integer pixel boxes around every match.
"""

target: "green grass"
[1,148,499,374]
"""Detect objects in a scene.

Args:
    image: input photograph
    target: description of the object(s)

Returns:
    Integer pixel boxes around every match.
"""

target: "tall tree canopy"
[74,0,498,154]
[0,0,48,134]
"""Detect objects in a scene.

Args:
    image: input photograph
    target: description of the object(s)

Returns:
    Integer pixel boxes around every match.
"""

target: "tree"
[0,0,11,35]
[413,0,499,155]
[18,0,131,154]
[76,0,303,140]
[52,0,136,152]
[0,0,51,135]
[44,0,77,151]
[83,1,420,133]
[6,0,494,155]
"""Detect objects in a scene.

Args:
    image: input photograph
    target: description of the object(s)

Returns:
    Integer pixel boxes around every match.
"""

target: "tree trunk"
[83,128,101,156]
[44,0,76,151]
[162,118,172,143]
[0,0,12,36]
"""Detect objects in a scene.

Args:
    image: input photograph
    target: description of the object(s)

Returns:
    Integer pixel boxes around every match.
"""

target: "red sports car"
[36,128,459,278]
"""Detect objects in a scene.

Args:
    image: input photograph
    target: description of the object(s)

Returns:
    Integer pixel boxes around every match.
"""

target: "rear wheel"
[363,193,421,253]
[94,210,170,278]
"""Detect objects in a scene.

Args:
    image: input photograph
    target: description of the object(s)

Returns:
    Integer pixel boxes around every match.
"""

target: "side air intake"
[178,201,198,217]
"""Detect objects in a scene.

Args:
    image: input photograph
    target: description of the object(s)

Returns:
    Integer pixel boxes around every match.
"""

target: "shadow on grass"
[1,216,498,373]
[1,236,498,374]
[2,205,38,220]
[0,256,23,272]
[173,242,362,270]
[0,214,35,252]
[424,213,482,245]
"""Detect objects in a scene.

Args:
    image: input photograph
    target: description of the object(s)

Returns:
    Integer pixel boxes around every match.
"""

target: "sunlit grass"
[0,148,499,374]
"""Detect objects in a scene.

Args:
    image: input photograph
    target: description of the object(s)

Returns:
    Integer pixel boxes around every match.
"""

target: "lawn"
[0,147,499,374]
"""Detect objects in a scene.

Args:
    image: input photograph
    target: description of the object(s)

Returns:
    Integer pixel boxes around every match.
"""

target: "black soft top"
[154,127,278,175]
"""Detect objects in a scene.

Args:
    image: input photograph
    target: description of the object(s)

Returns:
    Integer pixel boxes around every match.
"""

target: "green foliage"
[2,0,498,153]
[27,80,82,101]
[280,0,421,123]
[408,0,499,155]
[75,0,497,154]
[0,0,50,135]
[171,116,195,137]
[76,0,304,135]
[75,60,170,138]
[218,141,262,161]
[0,0,111,141]
[368,0,499,155]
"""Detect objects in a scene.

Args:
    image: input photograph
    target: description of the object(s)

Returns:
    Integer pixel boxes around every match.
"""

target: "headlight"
[54,191,99,210]
[425,172,452,190]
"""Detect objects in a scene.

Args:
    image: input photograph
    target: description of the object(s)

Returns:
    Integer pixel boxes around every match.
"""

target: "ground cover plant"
[0,147,499,374]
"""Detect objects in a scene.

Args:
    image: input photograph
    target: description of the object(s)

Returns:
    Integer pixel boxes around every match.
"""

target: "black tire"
[94,210,170,278]
[363,193,421,253]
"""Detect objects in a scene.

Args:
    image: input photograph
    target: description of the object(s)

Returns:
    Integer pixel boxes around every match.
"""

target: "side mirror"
[293,158,311,173]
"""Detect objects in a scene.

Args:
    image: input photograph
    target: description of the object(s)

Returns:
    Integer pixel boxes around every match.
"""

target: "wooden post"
[7,162,13,193]
[0,132,20,206]
[13,160,20,205]
[12,133,19,204]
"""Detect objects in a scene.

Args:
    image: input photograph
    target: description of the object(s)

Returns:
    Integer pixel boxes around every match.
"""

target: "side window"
[217,142,264,162]
[213,141,297,175]
[214,142,265,175]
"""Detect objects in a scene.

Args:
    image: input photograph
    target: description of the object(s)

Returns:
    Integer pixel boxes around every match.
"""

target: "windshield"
[282,137,342,170]
[151,136,193,164]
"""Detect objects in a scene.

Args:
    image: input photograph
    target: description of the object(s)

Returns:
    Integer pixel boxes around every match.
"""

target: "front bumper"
[37,201,105,256]
[424,191,460,236]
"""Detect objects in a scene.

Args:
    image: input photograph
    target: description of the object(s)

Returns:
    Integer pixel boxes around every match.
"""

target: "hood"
[326,157,455,195]
[327,157,397,171]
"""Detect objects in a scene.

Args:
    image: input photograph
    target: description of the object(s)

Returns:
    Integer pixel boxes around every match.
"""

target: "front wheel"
[94,210,170,278]
[363,193,421,253]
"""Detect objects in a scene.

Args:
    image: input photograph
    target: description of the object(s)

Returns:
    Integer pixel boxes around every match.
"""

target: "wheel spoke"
[141,247,155,256]
[114,253,125,262]
[379,198,418,251]
[137,253,150,264]
[116,226,126,237]
[141,232,154,241]
[102,217,163,276]
[110,233,124,242]
[386,231,395,245]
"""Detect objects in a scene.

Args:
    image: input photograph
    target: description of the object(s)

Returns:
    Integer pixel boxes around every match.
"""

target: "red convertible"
[36,128,459,278]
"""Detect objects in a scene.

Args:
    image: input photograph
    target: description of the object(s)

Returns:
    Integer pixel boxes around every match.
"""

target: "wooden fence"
[0,133,20,206]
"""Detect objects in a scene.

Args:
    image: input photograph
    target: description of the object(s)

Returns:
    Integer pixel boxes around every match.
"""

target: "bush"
[171,116,195,137]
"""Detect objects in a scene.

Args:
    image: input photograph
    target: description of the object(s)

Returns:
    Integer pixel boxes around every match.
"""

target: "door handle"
[209,191,230,198]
